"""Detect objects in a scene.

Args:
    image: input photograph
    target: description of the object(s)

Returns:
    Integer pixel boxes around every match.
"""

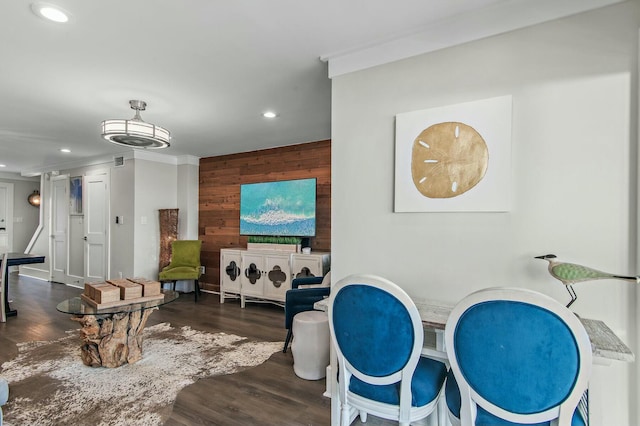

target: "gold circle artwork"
[411,122,488,198]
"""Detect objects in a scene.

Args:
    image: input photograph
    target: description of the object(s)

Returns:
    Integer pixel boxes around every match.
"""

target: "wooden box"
[107,279,143,300]
[92,283,120,304]
[84,283,96,299]
[127,277,161,296]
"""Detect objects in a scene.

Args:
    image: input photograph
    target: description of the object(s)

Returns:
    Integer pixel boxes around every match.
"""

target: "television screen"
[240,178,316,237]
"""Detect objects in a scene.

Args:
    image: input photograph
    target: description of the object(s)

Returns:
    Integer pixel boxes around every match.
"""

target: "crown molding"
[0,171,39,181]
[131,149,178,165]
[20,150,197,177]
[321,0,624,78]
[177,155,200,166]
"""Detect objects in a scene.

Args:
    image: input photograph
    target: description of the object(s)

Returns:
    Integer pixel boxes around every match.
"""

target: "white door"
[51,176,69,283]
[0,183,14,254]
[84,174,109,283]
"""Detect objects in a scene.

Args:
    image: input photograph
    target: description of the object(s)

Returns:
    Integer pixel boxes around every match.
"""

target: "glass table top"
[56,290,179,315]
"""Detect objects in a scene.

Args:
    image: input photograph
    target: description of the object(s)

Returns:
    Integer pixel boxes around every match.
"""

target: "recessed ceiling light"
[0,164,6,168]
[31,2,70,23]
[60,148,71,153]
[262,111,277,119]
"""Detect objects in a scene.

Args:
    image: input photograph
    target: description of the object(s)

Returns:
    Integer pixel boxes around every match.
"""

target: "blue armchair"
[0,377,8,426]
[283,272,331,353]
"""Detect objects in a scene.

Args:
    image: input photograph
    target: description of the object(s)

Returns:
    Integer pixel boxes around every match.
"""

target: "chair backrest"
[320,270,331,287]
[327,274,423,413]
[445,287,592,426]
[0,253,8,323]
[296,271,332,289]
[169,240,202,268]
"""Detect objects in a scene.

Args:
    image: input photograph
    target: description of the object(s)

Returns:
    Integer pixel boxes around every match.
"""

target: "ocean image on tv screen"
[240,178,316,236]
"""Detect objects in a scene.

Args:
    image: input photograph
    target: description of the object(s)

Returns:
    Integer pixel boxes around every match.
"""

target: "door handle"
[83,236,87,241]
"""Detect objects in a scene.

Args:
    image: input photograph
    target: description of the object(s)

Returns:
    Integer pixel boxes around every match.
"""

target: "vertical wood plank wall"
[198,140,331,291]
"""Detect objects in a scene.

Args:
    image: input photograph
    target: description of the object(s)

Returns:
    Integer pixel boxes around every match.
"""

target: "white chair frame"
[444,287,593,426]
[328,274,443,426]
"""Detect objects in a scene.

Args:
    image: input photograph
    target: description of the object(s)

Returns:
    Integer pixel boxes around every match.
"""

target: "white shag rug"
[0,323,282,426]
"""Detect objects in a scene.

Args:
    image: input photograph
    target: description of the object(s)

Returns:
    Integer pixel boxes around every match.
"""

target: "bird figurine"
[535,254,639,307]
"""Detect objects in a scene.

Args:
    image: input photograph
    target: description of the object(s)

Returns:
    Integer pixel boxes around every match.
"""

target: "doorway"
[0,182,14,254]
[47,172,109,287]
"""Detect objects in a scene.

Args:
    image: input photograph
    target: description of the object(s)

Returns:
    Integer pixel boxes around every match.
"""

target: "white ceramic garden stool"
[291,310,330,380]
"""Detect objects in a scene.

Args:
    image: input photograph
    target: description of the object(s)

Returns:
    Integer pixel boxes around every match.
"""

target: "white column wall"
[110,160,135,279]
[331,3,638,425]
[177,157,199,240]
[133,159,177,278]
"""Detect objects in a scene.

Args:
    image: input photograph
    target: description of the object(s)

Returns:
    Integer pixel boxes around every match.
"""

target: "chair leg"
[341,402,351,426]
[283,329,292,353]
[194,279,200,302]
[438,390,446,426]
[171,281,176,291]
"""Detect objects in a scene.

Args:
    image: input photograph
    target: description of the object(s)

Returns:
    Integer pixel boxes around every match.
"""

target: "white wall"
[23,174,50,277]
[0,176,40,252]
[331,3,638,425]
[177,157,199,239]
[110,160,135,278]
[20,153,185,284]
[133,159,178,278]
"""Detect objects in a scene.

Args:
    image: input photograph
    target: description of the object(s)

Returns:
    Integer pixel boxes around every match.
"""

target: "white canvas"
[394,95,512,212]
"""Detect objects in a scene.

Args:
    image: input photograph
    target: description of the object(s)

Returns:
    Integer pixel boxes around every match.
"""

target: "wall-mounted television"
[240,178,316,237]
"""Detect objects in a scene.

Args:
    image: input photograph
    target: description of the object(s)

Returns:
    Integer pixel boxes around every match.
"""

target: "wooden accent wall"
[198,140,331,291]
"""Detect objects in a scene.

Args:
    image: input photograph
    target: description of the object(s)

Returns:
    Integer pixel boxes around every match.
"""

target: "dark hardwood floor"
[0,273,397,425]
[0,273,329,425]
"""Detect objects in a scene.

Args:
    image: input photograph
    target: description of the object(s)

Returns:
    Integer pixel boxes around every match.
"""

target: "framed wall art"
[70,176,83,215]
[394,95,512,212]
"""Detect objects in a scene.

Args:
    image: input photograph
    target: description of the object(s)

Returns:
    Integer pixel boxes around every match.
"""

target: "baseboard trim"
[18,266,49,281]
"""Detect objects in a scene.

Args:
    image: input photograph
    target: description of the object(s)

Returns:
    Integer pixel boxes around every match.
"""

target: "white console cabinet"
[220,248,330,307]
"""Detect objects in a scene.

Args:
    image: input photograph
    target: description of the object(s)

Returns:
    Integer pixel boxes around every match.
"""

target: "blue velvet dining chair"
[0,376,7,426]
[444,287,593,426]
[328,274,447,426]
[283,271,331,353]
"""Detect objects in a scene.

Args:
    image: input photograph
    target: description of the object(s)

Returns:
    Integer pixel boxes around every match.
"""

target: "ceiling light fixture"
[60,148,71,153]
[31,2,70,23]
[101,100,170,149]
[263,111,277,118]
[0,164,6,168]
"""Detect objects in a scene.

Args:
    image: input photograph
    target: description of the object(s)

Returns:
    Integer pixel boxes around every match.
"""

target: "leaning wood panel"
[199,140,331,288]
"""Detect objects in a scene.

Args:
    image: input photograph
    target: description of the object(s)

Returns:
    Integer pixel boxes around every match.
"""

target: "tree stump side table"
[57,290,179,368]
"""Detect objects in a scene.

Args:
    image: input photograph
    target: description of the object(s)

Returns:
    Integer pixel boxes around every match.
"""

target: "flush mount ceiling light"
[262,111,277,118]
[31,2,70,23]
[101,100,170,149]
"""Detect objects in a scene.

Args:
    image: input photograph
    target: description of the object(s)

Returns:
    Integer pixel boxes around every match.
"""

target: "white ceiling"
[0,0,622,176]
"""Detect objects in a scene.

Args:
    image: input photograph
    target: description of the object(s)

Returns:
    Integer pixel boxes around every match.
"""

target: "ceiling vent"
[114,156,124,167]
